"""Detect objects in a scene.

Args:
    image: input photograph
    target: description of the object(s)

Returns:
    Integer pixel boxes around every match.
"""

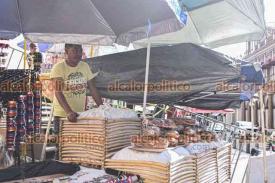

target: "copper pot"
[7,127,16,132]
[7,111,17,118]
[19,95,27,101]
[166,130,180,139]
[8,101,16,108]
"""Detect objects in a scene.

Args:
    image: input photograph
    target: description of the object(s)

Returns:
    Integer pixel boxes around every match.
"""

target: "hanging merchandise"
[0,70,36,104]
[0,100,3,126]
[33,82,42,134]
[26,92,34,135]
[6,101,17,152]
[16,95,27,143]
[0,43,9,69]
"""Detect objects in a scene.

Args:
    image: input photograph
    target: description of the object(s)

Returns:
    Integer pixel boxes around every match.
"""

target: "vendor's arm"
[53,78,78,122]
[87,78,103,107]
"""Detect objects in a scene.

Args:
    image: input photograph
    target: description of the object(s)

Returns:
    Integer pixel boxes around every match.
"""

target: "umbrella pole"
[40,104,54,161]
[23,38,27,69]
[260,89,268,183]
[251,99,254,146]
[142,41,151,118]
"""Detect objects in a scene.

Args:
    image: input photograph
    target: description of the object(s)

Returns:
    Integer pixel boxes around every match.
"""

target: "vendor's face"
[65,47,82,66]
[30,46,36,53]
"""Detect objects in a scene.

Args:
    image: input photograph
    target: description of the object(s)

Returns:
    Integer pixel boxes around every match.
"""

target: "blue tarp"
[240,62,264,84]
[240,62,264,101]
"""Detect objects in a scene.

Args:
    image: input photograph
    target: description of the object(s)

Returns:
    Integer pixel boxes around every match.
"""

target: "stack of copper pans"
[16,95,27,142]
[0,100,4,128]
[6,101,17,152]
[26,92,34,135]
[33,89,41,134]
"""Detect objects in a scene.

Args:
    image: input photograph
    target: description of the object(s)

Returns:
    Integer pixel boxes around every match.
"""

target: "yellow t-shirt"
[50,61,96,117]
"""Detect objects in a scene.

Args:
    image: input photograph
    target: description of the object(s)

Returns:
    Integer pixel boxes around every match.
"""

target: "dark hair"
[30,43,36,48]
[65,44,82,50]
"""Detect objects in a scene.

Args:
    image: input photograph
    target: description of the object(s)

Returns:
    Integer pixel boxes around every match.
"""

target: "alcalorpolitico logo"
[108,80,191,92]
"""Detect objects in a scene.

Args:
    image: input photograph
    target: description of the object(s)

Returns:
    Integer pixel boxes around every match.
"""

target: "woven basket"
[59,117,141,167]
[105,143,231,183]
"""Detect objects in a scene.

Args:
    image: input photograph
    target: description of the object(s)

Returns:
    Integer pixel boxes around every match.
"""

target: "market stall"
[57,106,232,183]
[0,43,242,182]
[0,0,268,182]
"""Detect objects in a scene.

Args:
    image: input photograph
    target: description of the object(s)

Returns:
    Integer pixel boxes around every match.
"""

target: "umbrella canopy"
[86,43,240,107]
[133,0,266,48]
[0,0,184,45]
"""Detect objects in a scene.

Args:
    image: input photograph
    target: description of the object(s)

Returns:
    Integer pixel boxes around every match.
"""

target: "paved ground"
[231,148,275,183]
[231,149,250,183]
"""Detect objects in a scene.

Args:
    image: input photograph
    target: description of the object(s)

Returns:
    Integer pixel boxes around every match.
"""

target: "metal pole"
[40,104,53,161]
[231,142,244,183]
[241,156,250,183]
[17,53,24,69]
[23,39,27,69]
[251,100,255,149]
[260,89,268,183]
[142,41,151,118]
[6,49,14,69]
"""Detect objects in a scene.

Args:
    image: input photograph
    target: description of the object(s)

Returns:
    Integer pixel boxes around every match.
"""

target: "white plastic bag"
[78,105,139,120]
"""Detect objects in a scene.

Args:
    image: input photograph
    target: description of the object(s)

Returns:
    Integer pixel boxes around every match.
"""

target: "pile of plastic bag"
[112,146,190,164]
[78,105,139,120]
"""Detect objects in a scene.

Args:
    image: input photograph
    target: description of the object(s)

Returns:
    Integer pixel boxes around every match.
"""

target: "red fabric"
[188,108,234,114]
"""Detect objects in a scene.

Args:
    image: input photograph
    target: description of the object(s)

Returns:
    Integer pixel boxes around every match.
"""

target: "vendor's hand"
[66,111,78,122]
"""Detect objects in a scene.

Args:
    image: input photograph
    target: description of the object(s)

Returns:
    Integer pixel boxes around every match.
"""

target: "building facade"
[245,28,275,82]
[239,28,275,129]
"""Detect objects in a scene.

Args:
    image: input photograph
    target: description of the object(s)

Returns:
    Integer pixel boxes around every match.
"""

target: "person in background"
[50,43,103,159]
[28,43,43,73]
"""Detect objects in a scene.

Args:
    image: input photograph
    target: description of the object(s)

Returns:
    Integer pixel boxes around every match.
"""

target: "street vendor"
[28,43,43,72]
[50,43,103,121]
[50,43,103,135]
[50,44,103,159]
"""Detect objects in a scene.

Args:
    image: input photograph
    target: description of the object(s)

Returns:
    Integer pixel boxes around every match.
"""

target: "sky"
[264,0,275,26]
[215,0,275,58]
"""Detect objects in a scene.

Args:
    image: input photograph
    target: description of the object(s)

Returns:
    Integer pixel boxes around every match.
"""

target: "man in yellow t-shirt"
[50,44,103,159]
[50,44,103,125]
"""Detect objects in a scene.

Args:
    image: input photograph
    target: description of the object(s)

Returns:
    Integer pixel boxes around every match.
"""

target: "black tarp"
[87,43,240,109]
[0,160,80,182]
[176,92,241,110]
